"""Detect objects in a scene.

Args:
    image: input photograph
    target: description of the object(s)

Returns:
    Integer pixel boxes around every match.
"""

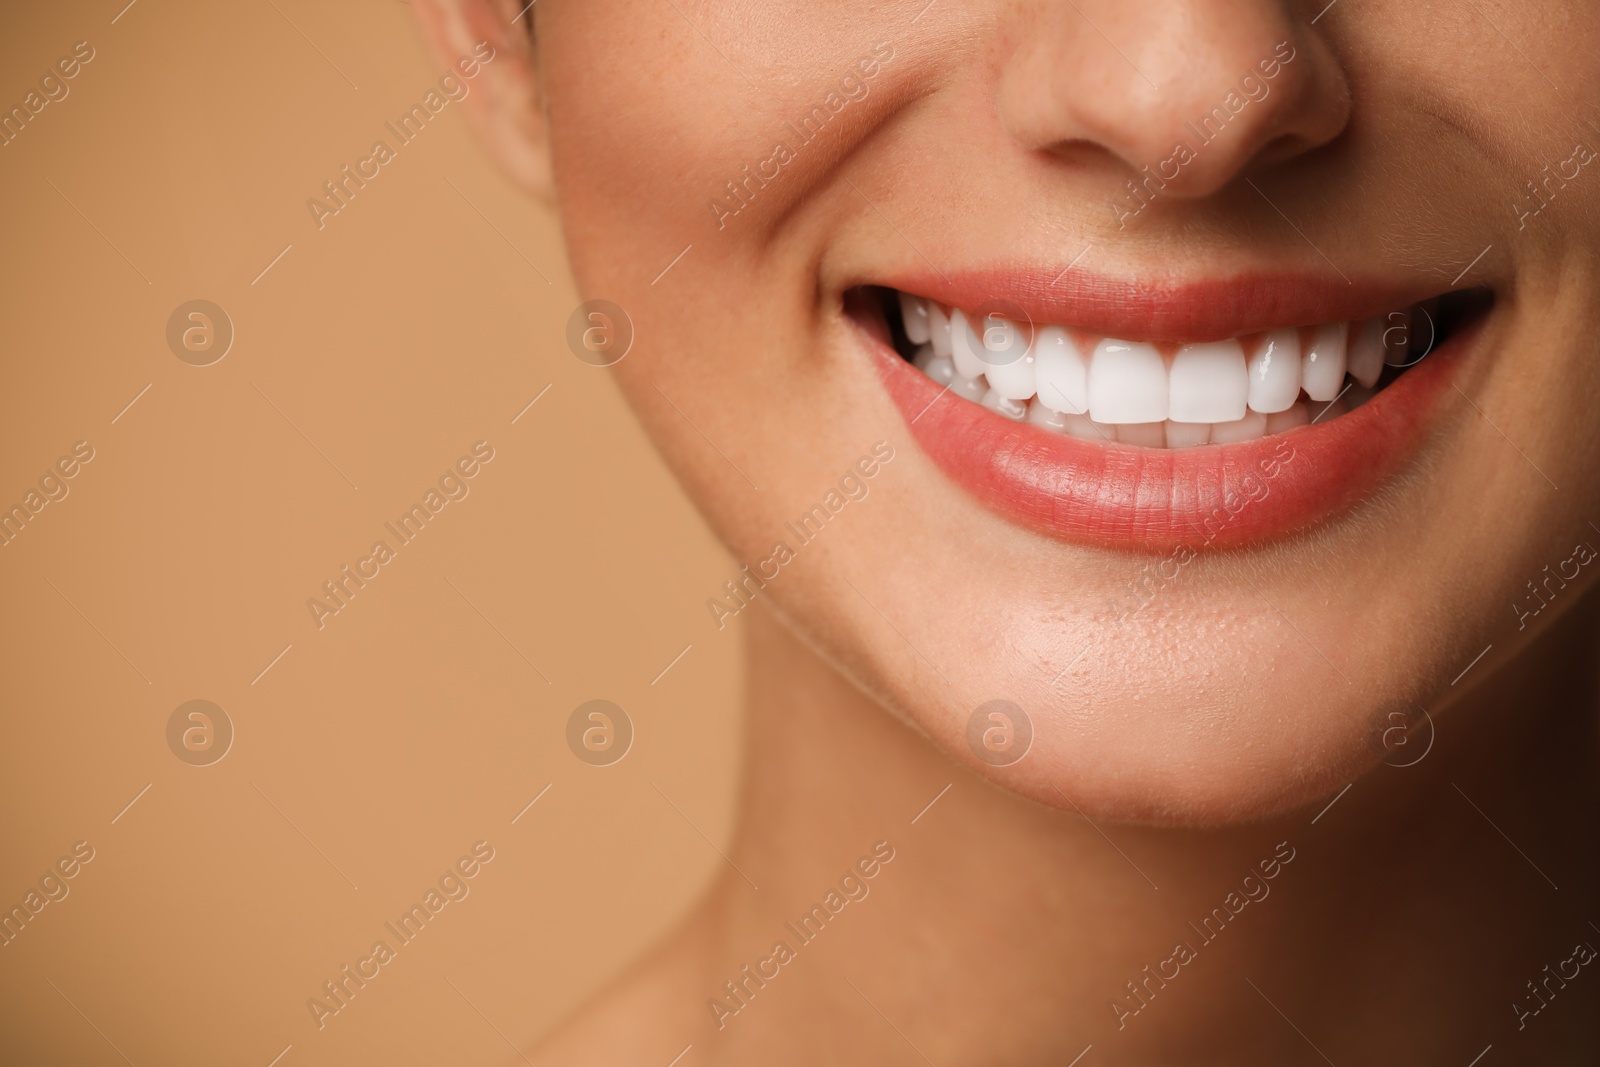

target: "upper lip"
[876,267,1466,343]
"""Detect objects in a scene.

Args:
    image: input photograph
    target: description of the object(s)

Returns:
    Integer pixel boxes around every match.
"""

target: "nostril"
[1038,139,1125,170]
[1253,132,1319,169]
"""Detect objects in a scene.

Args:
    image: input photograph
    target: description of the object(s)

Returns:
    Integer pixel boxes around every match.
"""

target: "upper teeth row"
[898,292,1415,426]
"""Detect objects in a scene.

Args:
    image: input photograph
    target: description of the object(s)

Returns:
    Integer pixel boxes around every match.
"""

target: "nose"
[997,0,1351,199]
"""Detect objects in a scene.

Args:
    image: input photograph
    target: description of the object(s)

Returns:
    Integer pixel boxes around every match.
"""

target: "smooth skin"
[415,1,1600,1062]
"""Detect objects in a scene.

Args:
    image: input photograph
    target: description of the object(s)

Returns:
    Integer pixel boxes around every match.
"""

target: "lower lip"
[869,323,1475,550]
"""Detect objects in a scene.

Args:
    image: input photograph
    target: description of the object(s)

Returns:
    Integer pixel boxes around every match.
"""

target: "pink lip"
[866,314,1480,550]
[883,269,1449,343]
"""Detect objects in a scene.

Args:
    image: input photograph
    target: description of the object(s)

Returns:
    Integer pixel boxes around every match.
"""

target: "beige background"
[0,3,741,1063]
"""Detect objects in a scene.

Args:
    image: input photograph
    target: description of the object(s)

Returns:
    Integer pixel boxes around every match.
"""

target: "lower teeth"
[912,345,1376,448]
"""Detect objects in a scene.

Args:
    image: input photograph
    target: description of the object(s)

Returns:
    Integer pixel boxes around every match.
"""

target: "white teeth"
[899,292,931,344]
[949,308,988,381]
[985,354,1037,400]
[983,315,1031,365]
[1246,329,1302,414]
[1060,411,1111,441]
[1300,321,1348,402]
[929,303,953,360]
[1210,411,1269,444]
[1346,317,1385,388]
[1027,402,1069,434]
[1264,403,1310,435]
[1088,339,1167,424]
[1168,339,1247,423]
[1023,400,1115,442]
[983,346,1037,401]
[1164,420,1211,448]
[912,343,956,386]
[1116,422,1166,447]
[950,373,987,402]
[953,310,1032,393]
[1032,326,1090,415]
[981,388,1028,421]
[899,292,1430,448]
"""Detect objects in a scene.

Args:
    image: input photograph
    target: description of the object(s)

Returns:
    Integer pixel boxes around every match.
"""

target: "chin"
[997,683,1411,829]
[817,585,1437,827]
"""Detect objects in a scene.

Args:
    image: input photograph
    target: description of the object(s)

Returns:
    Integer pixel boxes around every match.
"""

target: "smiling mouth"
[847,273,1495,547]
[867,286,1491,448]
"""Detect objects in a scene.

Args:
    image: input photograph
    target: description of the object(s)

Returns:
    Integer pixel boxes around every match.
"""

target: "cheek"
[541,2,905,297]
[544,15,897,556]
[541,6,753,286]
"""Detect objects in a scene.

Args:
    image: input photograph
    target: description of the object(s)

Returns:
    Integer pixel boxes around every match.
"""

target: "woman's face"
[535,0,1600,822]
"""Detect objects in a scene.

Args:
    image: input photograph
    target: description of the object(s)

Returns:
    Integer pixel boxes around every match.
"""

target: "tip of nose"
[1000,19,1350,203]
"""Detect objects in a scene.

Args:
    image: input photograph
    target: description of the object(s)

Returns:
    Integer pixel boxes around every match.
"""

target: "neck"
[567,596,1600,1065]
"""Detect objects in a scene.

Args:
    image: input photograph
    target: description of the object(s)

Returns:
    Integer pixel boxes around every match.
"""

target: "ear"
[412,0,552,203]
